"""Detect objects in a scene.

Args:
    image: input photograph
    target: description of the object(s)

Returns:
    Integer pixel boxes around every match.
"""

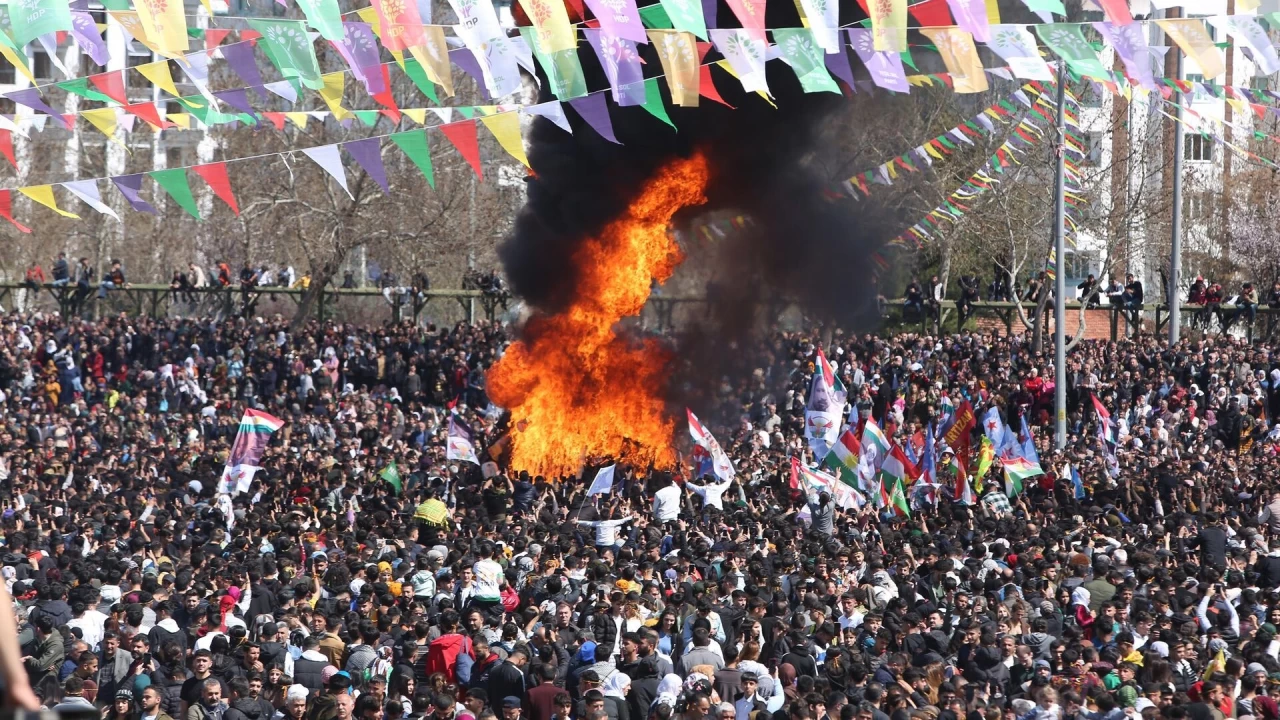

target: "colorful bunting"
[583,0,647,43]
[480,112,530,167]
[193,162,239,216]
[62,180,119,221]
[134,0,189,58]
[0,190,31,233]
[711,29,769,94]
[774,29,840,94]
[920,28,988,93]
[569,93,620,143]
[659,0,708,40]
[389,130,436,188]
[301,144,353,200]
[639,77,676,127]
[650,30,701,106]
[440,119,483,179]
[148,169,200,219]
[345,137,390,195]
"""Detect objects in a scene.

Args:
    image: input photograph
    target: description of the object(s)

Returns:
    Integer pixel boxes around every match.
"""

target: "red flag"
[909,0,953,26]
[440,120,482,180]
[239,29,261,44]
[788,457,801,490]
[194,162,240,216]
[206,28,233,55]
[699,65,734,108]
[124,102,173,129]
[89,70,128,105]
[263,112,286,131]
[371,66,402,124]
[0,129,16,170]
[0,190,30,233]
[1097,0,1133,25]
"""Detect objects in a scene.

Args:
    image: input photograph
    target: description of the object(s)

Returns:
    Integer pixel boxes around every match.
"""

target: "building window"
[0,55,15,85]
[126,52,153,88]
[32,51,52,80]
[166,146,185,169]
[1254,75,1271,92]
[1084,131,1104,165]
[1183,191,1214,224]
[1185,73,1213,103]
[1185,134,1215,161]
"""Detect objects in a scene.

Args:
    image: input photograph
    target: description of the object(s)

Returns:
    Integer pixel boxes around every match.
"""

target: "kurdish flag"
[876,444,919,495]
[973,435,995,493]
[793,457,864,509]
[1002,455,1043,497]
[823,425,863,489]
[220,409,286,496]
[862,419,890,457]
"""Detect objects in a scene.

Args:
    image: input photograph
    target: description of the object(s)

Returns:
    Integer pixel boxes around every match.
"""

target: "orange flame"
[487,154,711,478]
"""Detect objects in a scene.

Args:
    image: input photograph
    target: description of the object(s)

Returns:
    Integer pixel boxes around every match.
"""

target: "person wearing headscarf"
[602,672,631,720]
[1071,587,1095,639]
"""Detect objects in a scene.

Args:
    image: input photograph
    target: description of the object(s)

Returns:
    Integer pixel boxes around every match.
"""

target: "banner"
[1157,18,1224,78]
[1094,21,1158,90]
[1209,16,1280,75]
[447,414,481,465]
[798,0,840,52]
[219,409,285,495]
[774,28,840,93]
[10,0,71,49]
[849,28,909,92]
[687,409,735,483]
[586,29,646,105]
[710,28,769,94]
[1037,23,1109,79]
[920,27,988,93]
[134,0,189,58]
[870,0,907,52]
[650,30,701,105]
[987,24,1053,80]
[583,0,646,43]
[448,0,521,98]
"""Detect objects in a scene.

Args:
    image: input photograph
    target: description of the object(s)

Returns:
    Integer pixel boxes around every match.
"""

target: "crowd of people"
[0,301,1279,720]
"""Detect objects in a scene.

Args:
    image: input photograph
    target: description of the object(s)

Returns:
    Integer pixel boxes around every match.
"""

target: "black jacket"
[294,657,329,694]
[483,659,527,707]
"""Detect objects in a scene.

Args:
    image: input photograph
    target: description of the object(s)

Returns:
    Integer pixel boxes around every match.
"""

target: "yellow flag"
[167,113,191,129]
[82,108,127,147]
[921,28,988,93]
[516,0,576,52]
[285,112,309,129]
[109,12,166,57]
[0,44,35,84]
[1225,96,1247,116]
[134,0,189,58]
[408,26,454,97]
[1238,0,1261,10]
[649,30,700,107]
[870,0,907,52]
[480,112,529,168]
[136,60,182,98]
[356,7,381,35]
[318,73,354,121]
[21,185,80,219]
[403,108,427,125]
[924,143,944,160]
[984,0,1000,24]
[1156,18,1224,78]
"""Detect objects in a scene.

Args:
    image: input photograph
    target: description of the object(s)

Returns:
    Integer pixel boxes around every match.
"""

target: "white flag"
[587,464,617,495]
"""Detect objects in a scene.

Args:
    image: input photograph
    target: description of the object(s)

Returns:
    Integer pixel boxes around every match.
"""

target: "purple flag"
[946,0,990,43]
[701,0,717,28]
[585,29,645,106]
[1094,21,1156,91]
[219,42,264,89]
[582,0,645,43]
[6,88,67,129]
[569,93,620,144]
[449,48,491,100]
[214,88,257,116]
[112,174,158,214]
[825,41,856,92]
[71,11,108,66]
[848,29,910,94]
[334,22,385,94]
[344,137,389,195]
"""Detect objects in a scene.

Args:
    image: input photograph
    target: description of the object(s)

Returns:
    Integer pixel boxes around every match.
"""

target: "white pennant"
[63,179,121,221]
[301,144,353,200]
[263,80,299,104]
[523,101,571,133]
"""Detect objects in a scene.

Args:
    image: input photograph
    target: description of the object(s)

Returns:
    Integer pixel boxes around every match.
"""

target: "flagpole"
[1168,12,1185,345]
[1053,60,1068,451]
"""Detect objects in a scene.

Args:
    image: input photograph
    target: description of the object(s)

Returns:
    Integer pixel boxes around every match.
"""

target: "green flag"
[353,109,380,127]
[773,29,840,94]
[10,0,71,49]
[1036,24,1108,79]
[390,131,436,189]
[380,462,402,495]
[295,0,344,42]
[148,169,201,219]
[57,78,114,104]
[639,4,675,29]
[659,0,706,40]
[402,58,440,104]
[640,78,675,128]
[248,19,324,90]
[520,27,587,101]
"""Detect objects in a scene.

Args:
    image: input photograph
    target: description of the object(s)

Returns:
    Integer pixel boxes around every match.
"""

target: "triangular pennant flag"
[136,59,183,98]
[147,168,201,219]
[569,94,620,143]
[0,190,30,232]
[285,112,309,129]
[402,108,427,125]
[301,144,353,199]
[89,70,128,105]
[112,174,158,213]
[439,120,482,179]
[0,129,15,169]
[699,64,734,107]
[125,102,172,129]
[62,179,120,220]
[318,72,353,121]
[344,137,389,195]
[389,130,435,189]
[263,79,299,103]
[479,112,529,167]
[639,77,676,128]
[402,56,442,104]
[370,66,401,123]
[193,162,239,216]
[205,27,232,54]
[20,185,80,218]
[523,100,572,133]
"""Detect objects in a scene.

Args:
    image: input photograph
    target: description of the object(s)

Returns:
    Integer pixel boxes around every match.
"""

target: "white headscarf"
[603,672,631,699]
[1071,586,1091,608]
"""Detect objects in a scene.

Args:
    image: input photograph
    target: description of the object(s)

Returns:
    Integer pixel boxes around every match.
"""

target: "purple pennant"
[1094,22,1156,91]
[112,174,158,214]
[848,29,909,94]
[344,138,389,195]
[449,48,490,100]
[334,23,385,95]
[701,0,717,28]
[214,88,257,116]
[569,94,620,144]
[584,29,646,107]
[945,0,990,43]
[6,88,68,129]
[825,41,856,93]
[219,42,264,89]
[71,11,109,66]
[582,0,645,43]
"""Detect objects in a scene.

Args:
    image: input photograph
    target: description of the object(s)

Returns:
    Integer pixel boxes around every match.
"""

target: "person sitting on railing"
[1223,282,1258,334]
[957,274,980,329]
[97,259,128,300]
[902,278,924,322]
[1119,273,1143,332]
[1077,274,1099,308]
[1204,281,1226,331]
[1189,276,1210,330]
[1269,280,1280,308]
[51,251,70,287]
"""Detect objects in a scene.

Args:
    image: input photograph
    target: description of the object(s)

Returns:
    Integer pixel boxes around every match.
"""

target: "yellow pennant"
[0,44,34,84]
[480,112,529,168]
[109,12,166,57]
[285,112,309,129]
[403,108,427,125]
[516,0,576,52]
[356,6,381,34]
[649,30,700,107]
[1156,19,1224,78]
[21,185,80,219]
[924,143,944,160]
[318,73,353,121]
[133,0,189,58]
[136,60,182,99]
[167,113,191,129]
[1239,0,1261,10]
[871,0,907,52]
[408,26,454,97]
[1225,96,1247,116]
[82,108,127,148]
[920,28,988,93]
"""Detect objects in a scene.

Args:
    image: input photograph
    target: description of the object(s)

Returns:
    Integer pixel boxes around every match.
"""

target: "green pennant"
[639,4,674,29]
[658,0,706,39]
[295,0,344,42]
[774,29,840,94]
[938,136,957,150]
[99,0,130,9]
[148,169,201,220]
[900,50,918,70]
[353,109,380,126]
[247,19,323,90]
[640,77,675,128]
[520,27,586,100]
[390,130,435,189]
[57,78,113,103]
[456,106,475,119]
[9,0,72,47]
[402,58,440,104]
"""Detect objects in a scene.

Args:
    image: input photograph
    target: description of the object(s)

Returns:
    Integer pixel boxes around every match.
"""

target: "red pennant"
[1096,0,1132,25]
[206,29,233,55]
[56,31,67,45]
[194,162,240,216]
[124,102,173,129]
[440,120,482,180]
[908,0,953,26]
[239,29,261,44]
[371,66,402,124]
[0,129,17,170]
[1253,103,1268,121]
[696,41,712,60]
[564,0,585,21]
[89,71,128,105]
[263,112,286,130]
[62,115,76,130]
[0,190,30,233]
[698,65,734,108]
